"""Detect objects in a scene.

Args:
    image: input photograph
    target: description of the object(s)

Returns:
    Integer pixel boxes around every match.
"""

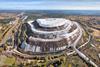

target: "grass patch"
[4,56,15,65]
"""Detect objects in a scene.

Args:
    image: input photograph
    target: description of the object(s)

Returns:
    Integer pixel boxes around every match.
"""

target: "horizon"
[0,0,100,10]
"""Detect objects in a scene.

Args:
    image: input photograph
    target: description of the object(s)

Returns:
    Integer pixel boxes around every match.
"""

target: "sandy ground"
[92,28,100,37]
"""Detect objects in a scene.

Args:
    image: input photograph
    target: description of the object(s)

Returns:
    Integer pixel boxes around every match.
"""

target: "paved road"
[0,17,20,45]
[0,13,27,45]
[72,22,98,67]
[66,35,91,55]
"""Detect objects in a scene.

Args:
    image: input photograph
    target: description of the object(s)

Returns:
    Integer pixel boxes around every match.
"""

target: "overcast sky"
[0,0,100,10]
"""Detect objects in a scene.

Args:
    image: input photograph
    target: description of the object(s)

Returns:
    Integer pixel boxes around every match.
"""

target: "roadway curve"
[72,22,98,67]
[66,35,91,56]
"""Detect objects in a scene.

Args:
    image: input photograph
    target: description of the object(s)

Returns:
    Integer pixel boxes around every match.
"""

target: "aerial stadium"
[14,18,82,66]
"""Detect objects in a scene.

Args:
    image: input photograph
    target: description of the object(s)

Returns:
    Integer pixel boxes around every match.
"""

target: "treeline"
[0,18,15,24]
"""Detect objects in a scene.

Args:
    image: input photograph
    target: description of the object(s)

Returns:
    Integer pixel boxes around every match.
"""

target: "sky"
[0,0,100,10]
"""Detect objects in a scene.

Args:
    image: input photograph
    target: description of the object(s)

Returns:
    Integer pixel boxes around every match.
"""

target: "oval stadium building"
[15,18,81,55]
[13,18,83,66]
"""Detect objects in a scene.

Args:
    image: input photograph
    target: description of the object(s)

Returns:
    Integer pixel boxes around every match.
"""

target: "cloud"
[0,1,100,10]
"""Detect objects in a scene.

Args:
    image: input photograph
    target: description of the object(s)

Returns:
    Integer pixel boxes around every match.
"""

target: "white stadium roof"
[36,18,70,28]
